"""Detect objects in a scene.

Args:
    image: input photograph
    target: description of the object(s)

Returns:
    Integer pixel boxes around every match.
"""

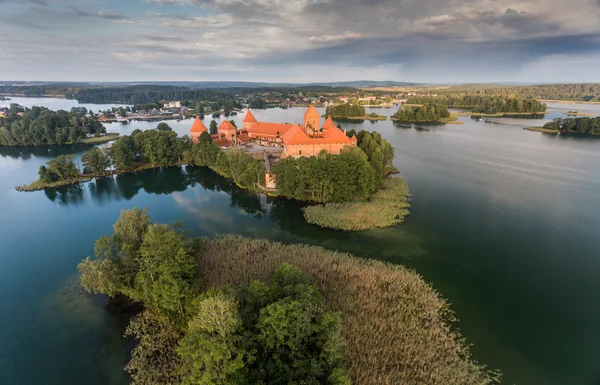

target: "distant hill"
[0,80,424,89]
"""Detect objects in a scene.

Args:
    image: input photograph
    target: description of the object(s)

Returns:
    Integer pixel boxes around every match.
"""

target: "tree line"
[405,95,546,114]
[542,117,600,135]
[79,209,349,385]
[273,131,395,203]
[392,103,450,122]
[428,83,600,102]
[33,124,265,192]
[0,106,105,146]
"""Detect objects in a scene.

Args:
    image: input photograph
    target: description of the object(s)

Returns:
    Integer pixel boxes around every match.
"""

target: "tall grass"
[302,177,411,231]
[196,236,500,385]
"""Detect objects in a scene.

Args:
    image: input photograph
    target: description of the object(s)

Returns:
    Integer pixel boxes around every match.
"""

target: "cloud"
[309,32,363,43]
[67,5,128,20]
[2,0,600,81]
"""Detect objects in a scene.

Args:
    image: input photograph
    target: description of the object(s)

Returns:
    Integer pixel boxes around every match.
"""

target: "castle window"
[299,150,302,155]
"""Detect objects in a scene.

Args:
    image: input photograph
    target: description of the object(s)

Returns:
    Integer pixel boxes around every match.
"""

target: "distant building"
[164,101,182,108]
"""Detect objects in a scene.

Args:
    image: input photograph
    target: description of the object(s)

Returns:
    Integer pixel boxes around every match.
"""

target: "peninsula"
[18,107,411,231]
[525,117,600,136]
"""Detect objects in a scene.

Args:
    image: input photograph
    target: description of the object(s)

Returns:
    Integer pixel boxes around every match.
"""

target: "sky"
[1,0,600,83]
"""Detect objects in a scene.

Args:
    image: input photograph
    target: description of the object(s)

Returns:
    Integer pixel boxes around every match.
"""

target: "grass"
[196,236,500,385]
[539,99,600,105]
[453,111,547,117]
[563,111,597,117]
[523,126,560,134]
[524,126,600,136]
[391,113,460,124]
[345,114,388,121]
[302,177,411,231]
[79,133,120,144]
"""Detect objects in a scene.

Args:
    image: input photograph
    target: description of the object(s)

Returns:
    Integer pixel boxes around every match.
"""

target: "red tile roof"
[219,120,237,131]
[190,116,208,133]
[247,122,295,137]
[304,104,320,118]
[243,110,257,123]
[323,116,335,130]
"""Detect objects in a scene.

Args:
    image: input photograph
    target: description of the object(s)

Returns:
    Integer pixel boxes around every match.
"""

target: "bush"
[302,177,411,231]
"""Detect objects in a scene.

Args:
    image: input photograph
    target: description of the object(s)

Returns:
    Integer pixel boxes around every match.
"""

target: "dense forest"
[325,104,366,118]
[0,105,105,146]
[77,211,499,384]
[0,84,352,105]
[542,117,600,135]
[431,84,600,102]
[405,95,546,114]
[392,104,450,122]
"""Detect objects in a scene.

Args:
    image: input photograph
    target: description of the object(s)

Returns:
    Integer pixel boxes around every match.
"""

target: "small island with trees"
[392,103,456,123]
[325,103,387,121]
[525,117,600,136]
[77,208,500,385]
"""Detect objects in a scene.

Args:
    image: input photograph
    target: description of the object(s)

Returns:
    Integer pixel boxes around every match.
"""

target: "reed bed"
[302,177,411,231]
[196,236,500,385]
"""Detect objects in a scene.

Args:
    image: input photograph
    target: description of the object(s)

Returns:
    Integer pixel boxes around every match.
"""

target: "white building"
[164,101,182,108]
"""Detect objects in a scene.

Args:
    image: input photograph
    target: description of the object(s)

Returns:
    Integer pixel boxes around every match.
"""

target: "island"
[405,95,547,116]
[325,103,386,121]
[391,103,457,123]
[18,107,410,232]
[525,117,600,136]
[78,208,500,385]
[0,106,109,146]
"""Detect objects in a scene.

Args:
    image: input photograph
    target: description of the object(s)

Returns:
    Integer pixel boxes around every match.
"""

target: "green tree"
[125,310,182,385]
[137,224,195,324]
[81,147,110,176]
[110,136,136,172]
[156,122,172,132]
[209,120,218,135]
[46,154,79,180]
[177,294,249,385]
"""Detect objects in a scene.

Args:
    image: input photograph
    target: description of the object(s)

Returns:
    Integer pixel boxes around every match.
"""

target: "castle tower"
[243,109,257,131]
[304,104,321,135]
[190,116,208,143]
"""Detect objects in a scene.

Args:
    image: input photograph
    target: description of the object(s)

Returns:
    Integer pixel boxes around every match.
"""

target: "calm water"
[1,99,600,385]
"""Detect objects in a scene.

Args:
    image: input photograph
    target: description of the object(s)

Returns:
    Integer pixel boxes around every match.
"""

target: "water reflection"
[43,166,268,219]
[0,143,100,160]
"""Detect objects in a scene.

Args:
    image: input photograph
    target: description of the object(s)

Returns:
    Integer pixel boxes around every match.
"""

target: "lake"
[1,98,600,385]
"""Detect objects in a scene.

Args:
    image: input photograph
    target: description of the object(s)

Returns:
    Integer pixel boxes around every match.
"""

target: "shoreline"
[540,99,600,105]
[524,126,600,136]
[1,133,120,148]
[16,161,187,192]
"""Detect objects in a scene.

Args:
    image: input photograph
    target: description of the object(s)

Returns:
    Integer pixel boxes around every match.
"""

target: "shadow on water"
[392,121,432,131]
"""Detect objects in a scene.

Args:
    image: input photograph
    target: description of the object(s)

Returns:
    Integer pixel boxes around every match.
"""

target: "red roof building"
[191,107,357,156]
[190,116,208,143]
